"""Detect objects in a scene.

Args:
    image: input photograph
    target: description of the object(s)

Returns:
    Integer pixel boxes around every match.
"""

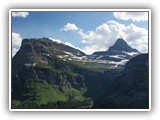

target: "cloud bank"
[113,12,148,22]
[12,12,29,18]
[79,21,148,54]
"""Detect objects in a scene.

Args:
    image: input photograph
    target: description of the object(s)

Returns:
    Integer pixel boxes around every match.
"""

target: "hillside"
[94,54,149,109]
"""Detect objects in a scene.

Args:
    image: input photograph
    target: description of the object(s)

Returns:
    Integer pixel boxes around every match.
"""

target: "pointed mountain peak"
[108,38,139,52]
[115,38,127,45]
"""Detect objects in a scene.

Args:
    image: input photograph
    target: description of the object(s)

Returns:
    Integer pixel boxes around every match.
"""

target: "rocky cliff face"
[12,38,88,92]
[13,38,85,72]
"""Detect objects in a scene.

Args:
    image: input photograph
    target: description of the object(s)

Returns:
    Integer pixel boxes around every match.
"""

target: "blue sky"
[12,11,149,56]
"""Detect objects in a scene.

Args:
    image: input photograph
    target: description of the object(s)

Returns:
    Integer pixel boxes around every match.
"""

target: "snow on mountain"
[90,38,140,67]
[26,38,140,68]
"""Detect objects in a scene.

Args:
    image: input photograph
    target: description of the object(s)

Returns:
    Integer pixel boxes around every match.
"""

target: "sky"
[11,10,149,56]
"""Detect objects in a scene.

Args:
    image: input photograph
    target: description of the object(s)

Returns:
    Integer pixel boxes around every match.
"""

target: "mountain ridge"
[11,37,148,109]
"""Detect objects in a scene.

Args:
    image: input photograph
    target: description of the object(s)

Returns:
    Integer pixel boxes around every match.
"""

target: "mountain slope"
[94,53,149,109]
[12,38,94,108]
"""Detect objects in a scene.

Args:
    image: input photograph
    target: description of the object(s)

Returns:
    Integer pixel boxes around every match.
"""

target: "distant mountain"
[108,38,138,52]
[94,53,149,109]
[92,38,140,66]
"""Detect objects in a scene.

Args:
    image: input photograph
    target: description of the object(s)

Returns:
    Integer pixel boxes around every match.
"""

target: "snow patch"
[58,55,63,58]
[64,51,73,56]
[109,59,129,67]
[118,59,129,65]
[96,55,103,60]
[49,38,63,44]
[42,53,51,57]
[49,38,82,51]
[110,55,124,59]
[122,51,139,56]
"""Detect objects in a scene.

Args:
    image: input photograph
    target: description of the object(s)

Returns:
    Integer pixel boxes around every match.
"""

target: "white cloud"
[123,24,148,53]
[12,32,22,47]
[80,21,148,55]
[113,12,148,22]
[60,23,79,31]
[12,48,18,57]
[12,12,29,18]
[82,45,107,55]
[12,32,22,57]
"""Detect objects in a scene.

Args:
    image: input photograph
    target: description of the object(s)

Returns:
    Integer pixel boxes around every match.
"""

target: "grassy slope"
[12,79,67,108]
[12,53,121,109]
[12,78,92,109]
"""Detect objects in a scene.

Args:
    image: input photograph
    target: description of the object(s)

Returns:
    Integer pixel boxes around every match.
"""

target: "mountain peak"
[115,38,127,45]
[21,37,86,56]
[108,38,139,52]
